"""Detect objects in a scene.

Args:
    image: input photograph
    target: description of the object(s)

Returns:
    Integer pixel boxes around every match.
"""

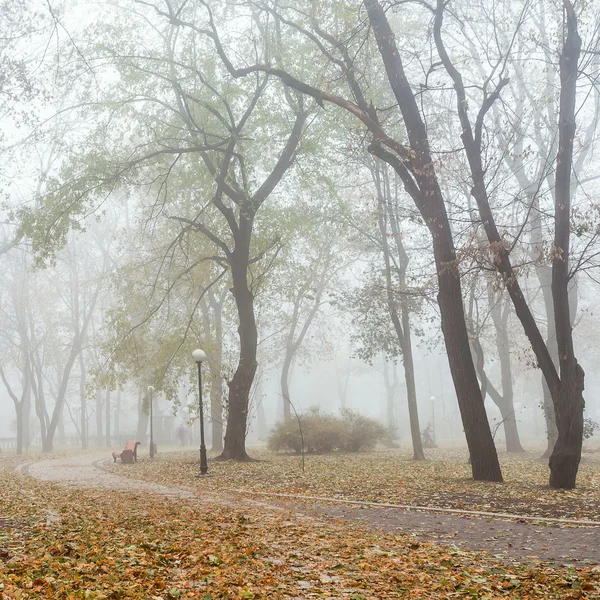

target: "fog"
[1,0,600,491]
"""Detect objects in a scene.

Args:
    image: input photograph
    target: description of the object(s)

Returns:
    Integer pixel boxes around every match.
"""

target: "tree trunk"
[490,293,524,453]
[22,388,31,451]
[534,251,560,458]
[115,384,121,438]
[498,402,522,453]
[336,366,350,410]
[105,387,111,447]
[401,326,424,459]
[281,353,292,422]
[363,0,501,481]
[15,401,24,455]
[209,363,224,452]
[96,386,103,447]
[220,218,257,461]
[135,388,149,444]
[57,407,66,446]
[202,289,226,452]
[79,352,87,448]
[374,161,425,460]
[548,4,584,489]
[382,360,397,434]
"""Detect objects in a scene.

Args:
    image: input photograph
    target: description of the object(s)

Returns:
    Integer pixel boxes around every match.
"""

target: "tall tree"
[206,0,502,480]
[432,0,586,487]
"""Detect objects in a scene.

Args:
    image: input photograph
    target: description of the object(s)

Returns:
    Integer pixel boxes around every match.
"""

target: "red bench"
[112,441,140,464]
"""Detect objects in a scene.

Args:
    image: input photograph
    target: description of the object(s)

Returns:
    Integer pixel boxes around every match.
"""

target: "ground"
[1,447,600,598]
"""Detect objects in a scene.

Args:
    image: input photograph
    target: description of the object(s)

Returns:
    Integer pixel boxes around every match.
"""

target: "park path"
[14,452,600,567]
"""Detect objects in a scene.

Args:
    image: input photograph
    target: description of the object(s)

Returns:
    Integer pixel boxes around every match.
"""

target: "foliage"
[347,270,404,364]
[268,407,385,454]
[584,418,598,440]
[109,448,600,522]
[4,466,600,599]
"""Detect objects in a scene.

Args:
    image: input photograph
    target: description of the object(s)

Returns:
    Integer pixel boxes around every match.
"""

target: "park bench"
[112,441,140,464]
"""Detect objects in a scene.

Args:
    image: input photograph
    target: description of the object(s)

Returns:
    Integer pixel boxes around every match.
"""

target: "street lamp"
[430,395,436,447]
[147,386,156,459]
[192,348,208,475]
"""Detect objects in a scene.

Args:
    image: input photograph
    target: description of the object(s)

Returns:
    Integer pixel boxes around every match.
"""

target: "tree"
[467,281,524,453]
[18,0,314,460]
[205,0,502,480]
[485,0,599,459]
[0,248,33,454]
[432,0,587,487]
[270,208,344,422]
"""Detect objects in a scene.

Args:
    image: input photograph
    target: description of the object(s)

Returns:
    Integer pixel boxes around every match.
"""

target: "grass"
[104,445,600,520]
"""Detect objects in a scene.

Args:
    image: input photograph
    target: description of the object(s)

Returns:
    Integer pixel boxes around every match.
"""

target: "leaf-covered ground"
[104,446,600,521]
[2,467,600,599]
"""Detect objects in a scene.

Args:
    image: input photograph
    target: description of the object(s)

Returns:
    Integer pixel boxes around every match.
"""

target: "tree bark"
[374,166,425,460]
[105,387,111,447]
[96,386,103,447]
[363,0,501,480]
[79,352,87,448]
[135,387,148,444]
[207,288,226,452]
[220,214,257,461]
[281,352,293,422]
[548,3,584,489]
[489,292,524,453]
[115,384,121,439]
[382,359,399,435]
[433,0,583,487]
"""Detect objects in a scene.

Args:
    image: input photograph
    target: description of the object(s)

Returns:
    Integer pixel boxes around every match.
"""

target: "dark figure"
[422,422,436,449]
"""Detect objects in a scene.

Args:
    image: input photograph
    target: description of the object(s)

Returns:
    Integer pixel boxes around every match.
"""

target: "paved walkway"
[17,454,197,500]
[14,452,600,567]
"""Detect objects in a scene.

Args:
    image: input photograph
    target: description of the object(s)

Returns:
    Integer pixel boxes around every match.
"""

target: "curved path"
[17,453,197,499]
[15,452,600,567]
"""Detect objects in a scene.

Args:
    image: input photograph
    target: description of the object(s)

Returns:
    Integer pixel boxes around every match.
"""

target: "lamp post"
[192,348,208,475]
[430,395,436,447]
[147,386,155,459]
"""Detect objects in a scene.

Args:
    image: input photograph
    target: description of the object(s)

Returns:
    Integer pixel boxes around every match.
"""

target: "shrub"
[303,409,346,453]
[268,420,303,454]
[268,407,385,454]
[340,408,387,452]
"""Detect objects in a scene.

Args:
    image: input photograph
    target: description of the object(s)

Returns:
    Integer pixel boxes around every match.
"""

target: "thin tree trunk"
[96,386,103,447]
[382,360,398,435]
[15,402,24,455]
[79,352,87,448]
[209,290,225,452]
[256,381,268,439]
[336,364,350,409]
[105,387,111,447]
[115,384,121,438]
[373,162,424,461]
[489,292,524,453]
[135,388,148,444]
[22,387,31,451]
[57,407,66,446]
[208,362,223,452]
[281,352,292,422]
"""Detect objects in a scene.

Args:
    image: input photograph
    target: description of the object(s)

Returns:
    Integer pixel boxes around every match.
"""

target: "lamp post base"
[199,446,208,475]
